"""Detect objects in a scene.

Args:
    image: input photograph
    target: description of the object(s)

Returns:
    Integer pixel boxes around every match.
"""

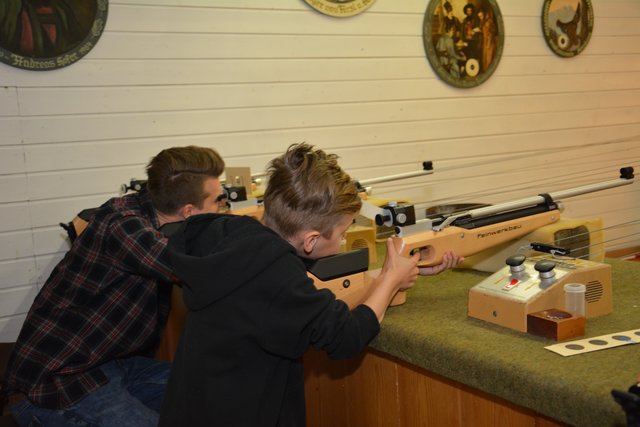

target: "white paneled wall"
[0,0,639,341]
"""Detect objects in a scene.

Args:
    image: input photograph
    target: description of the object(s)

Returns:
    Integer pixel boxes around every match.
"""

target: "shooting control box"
[468,255,612,333]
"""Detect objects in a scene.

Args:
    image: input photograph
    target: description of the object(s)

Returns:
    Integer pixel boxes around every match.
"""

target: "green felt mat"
[368,244,639,426]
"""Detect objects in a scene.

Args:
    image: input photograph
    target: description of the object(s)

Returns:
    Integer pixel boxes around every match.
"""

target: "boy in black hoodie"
[159,143,461,427]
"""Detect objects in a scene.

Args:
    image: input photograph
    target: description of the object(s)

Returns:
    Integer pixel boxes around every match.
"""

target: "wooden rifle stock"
[387,210,561,305]
[392,209,561,268]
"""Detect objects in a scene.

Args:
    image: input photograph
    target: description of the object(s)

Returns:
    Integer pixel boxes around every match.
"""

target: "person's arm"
[107,216,178,283]
[362,238,420,322]
[362,243,464,322]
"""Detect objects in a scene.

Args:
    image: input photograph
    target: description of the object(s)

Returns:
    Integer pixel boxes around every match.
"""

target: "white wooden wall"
[1,0,639,342]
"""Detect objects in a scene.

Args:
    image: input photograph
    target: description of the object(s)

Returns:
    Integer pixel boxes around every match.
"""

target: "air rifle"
[124,170,265,219]
[60,169,265,242]
[381,166,634,267]
[314,167,634,308]
[226,161,436,221]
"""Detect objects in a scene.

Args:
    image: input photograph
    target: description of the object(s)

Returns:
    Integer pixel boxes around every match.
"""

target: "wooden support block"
[345,224,377,264]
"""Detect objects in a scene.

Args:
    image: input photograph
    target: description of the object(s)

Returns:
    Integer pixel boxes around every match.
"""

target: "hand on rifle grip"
[418,250,464,276]
[382,238,420,292]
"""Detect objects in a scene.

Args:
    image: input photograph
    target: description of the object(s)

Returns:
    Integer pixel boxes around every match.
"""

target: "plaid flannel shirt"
[5,191,179,409]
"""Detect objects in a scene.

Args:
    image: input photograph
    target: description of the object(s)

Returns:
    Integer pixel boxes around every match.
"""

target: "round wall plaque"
[542,0,593,57]
[0,0,108,71]
[423,0,504,89]
[304,0,376,18]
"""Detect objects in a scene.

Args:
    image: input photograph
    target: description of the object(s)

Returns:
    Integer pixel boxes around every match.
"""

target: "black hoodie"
[158,214,380,427]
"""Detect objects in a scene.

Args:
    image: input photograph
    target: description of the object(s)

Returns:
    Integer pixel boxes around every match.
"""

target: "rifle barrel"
[359,169,434,186]
[468,175,634,220]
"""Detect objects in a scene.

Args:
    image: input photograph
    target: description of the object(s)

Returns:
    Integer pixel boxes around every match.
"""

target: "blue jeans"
[11,357,170,427]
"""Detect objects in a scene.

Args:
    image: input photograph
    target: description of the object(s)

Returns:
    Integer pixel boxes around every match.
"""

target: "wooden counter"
[304,348,565,427]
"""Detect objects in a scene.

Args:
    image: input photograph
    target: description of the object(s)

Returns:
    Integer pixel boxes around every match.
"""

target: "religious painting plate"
[0,0,108,70]
[422,0,504,89]
[304,0,376,18]
[542,0,594,57]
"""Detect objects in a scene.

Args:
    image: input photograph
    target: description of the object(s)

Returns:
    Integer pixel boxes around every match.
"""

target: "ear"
[302,230,321,255]
[178,204,195,219]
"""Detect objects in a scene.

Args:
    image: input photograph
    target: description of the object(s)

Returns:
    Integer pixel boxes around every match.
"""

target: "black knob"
[534,260,556,273]
[506,255,526,267]
[620,167,634,179]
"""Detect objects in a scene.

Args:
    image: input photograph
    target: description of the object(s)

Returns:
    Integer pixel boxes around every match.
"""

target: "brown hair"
[262,143,362,239]
[146,145,225,215]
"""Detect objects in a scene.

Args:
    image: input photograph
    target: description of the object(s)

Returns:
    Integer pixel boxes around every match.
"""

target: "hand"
[418,250,464,276]
[381,238,420,291]
[363,239,420,323]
